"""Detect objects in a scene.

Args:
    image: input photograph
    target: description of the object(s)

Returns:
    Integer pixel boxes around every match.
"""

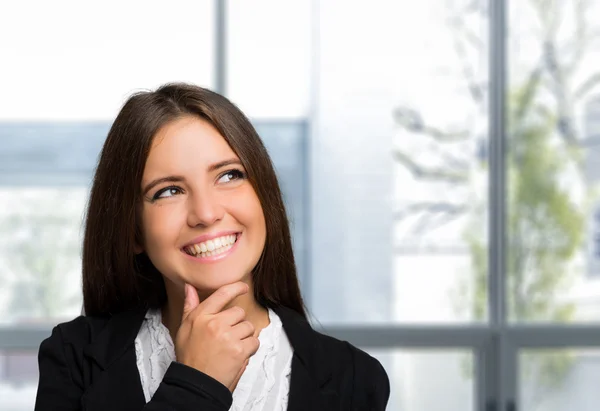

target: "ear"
[134,225,144,254]
[134,243,144,254]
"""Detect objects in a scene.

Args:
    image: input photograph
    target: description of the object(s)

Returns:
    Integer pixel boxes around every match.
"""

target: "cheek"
[229,189,266,243]
[141,206,181,250]
[247,196,267,242]
[256,206,267,240]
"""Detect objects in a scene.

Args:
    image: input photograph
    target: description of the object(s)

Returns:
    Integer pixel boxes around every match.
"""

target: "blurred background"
[1,0,600,410]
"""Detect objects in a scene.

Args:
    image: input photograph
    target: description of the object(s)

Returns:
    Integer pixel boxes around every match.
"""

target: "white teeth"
[186,234,238,258]
[206,240,215,251]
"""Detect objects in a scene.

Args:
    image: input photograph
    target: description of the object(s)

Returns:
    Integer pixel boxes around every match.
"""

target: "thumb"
[182,283,199,318]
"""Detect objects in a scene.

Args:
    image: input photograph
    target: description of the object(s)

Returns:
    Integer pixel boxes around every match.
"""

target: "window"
[4,1,600,410]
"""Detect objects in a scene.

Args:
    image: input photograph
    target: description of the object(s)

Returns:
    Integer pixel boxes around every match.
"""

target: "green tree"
[463,82,584,403]
[393,0,598,405]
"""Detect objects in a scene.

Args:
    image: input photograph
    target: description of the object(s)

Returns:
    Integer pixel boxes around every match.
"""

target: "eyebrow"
[208,158,243,172]
[142,158,243,195]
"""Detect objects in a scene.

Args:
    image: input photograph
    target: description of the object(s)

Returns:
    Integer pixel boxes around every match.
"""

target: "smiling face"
[137,115,267,294]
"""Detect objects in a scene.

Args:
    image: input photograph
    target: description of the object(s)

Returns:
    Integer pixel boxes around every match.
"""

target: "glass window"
[226,0,311,119]
[0,350,38,411]
[520,349,600,411]
[311,0,489,324]
[0,188,87,324]
[367,349,475,411]
[508,0,600,323]
[0,0,215,323]
[0,0,215,121]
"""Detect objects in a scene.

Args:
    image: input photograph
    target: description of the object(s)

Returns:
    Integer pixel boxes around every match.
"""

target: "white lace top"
[134,308,294,411]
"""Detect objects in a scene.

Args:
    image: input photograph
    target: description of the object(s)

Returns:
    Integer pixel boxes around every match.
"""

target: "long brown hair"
[82,83,306,319]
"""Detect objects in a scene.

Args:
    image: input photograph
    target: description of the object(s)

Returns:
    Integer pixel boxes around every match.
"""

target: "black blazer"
[34,305,390,411]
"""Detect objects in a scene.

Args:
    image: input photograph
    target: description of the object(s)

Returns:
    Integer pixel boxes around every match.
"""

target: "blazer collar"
[82,307,146,370]
[82,305,338,410]
[83,306,332,376]
[272,306,339,411]
[271,305,333,387]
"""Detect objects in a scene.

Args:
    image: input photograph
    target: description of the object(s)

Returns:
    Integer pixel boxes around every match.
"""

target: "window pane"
[0,188,87,324]
[311,0,489,323]
[508,0,600,322]
[254,122,310,289]
[226,0,311,119]
[0,0,215,121]
[520,349,600,411]
[0,350,38,411]
[367,349,475,411]
[0,0,215,324]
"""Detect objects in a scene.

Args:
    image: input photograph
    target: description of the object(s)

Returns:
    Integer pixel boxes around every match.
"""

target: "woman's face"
[138,115,267,293]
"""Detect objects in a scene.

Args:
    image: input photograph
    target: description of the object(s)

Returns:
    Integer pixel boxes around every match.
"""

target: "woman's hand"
[174,281,259,392]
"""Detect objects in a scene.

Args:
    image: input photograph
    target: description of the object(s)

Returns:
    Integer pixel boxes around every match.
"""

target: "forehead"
[144,116,237,175]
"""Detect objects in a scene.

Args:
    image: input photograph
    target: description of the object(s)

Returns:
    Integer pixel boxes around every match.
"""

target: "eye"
[153,186,183,200]
[217,169,246,184]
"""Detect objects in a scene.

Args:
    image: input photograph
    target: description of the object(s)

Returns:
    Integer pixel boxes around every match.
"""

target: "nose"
[186,190,224,227]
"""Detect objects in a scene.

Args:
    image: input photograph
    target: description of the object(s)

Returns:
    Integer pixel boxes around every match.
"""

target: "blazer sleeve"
[35,325,232,411]
[349,343,391,411]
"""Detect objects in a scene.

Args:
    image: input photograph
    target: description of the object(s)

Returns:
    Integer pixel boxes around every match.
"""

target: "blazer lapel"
[273,306,341,411]
[81,308,147,411]
[287,355,340,411]
[81,346,145,411]
[79,305,340,411]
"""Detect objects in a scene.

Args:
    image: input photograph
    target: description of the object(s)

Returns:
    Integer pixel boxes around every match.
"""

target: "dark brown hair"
[82,83,306,319]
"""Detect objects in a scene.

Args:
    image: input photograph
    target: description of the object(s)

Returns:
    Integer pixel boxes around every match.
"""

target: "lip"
[182,232,242,263]
[182,230,241,248]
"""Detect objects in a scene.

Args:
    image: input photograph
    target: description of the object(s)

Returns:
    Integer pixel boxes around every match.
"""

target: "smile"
[183,234,239,258]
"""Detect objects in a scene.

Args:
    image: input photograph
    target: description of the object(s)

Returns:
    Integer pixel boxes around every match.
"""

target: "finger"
[182,283,200,320]
[228,321,255,340]
[199,282,249,315]
[240,336,260,358]
[216,306,246,326]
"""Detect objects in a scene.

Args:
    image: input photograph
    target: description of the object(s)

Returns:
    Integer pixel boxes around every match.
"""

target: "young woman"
[34,83,390,411]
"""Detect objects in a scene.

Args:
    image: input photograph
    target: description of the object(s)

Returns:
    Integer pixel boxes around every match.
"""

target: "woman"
[34,83,390,411]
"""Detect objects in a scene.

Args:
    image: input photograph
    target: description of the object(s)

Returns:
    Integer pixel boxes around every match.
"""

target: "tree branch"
[574,72,600,102]
[393,149,470,183]
[513,65,544,125]
[565,0,591,75]
[543,38,579,146]
[394,201,468,221]
[450,20,485,105]
[393,108,471,142]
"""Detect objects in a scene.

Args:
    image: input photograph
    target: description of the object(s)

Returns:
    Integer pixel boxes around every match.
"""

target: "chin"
[189,272,250,291]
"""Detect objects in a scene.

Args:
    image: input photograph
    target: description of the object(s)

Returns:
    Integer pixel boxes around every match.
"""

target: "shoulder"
[48,314,111,347]
[313,328,390,382]
[273,305,390,404]
[36,314,113,400]
[48,307,146,352]
[39,314,112,369]
[39,313,114,369]
[39,309,142,372]
[310,328,391,410]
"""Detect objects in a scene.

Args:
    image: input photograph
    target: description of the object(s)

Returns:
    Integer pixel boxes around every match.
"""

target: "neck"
[161,280,270,342]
